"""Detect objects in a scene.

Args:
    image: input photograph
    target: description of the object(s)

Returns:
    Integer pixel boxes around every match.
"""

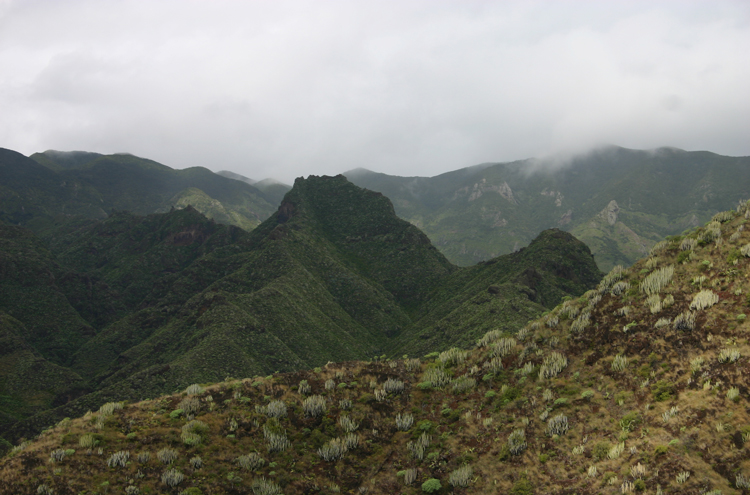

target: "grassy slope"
[3,205,750,494]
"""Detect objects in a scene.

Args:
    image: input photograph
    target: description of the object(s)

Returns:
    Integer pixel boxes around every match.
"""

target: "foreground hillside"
[0,175,599,451]
[346,146,750,271]
[2,202,749,494]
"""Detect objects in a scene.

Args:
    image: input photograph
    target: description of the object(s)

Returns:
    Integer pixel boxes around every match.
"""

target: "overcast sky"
[1,0,748,183]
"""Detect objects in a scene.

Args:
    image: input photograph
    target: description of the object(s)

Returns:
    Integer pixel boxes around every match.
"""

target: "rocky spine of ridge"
[2,202,750,494]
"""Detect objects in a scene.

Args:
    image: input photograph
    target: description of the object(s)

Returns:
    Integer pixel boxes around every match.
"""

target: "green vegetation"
[3,150,750,495]
[347,147,750,271]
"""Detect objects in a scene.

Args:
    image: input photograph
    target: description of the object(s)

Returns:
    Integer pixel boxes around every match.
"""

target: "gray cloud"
[1,0,748,183]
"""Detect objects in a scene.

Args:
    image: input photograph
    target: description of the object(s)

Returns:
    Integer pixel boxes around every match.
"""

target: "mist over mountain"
[345,146,750,271]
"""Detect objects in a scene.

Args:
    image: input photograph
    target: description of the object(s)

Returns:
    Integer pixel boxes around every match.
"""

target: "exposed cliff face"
[599,200,620,226]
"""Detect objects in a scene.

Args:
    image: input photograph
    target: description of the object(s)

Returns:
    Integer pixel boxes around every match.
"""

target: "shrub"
[106,450,129,468]
[421,367,451,388]
[383,378,405,394]
[507,429,527,455]
[396,413,414,431]
[547,414,569,436]
[673,311,696,331]
[298,380,311,395]
[691,290,719,310]
[339,415,359,433]
[640,266,675,295]
[448,465,472,488]
[509,476,533,495]
[184,383,204,395]
[491,337,516,357]
[478,329,503,347]
[438,348,468,366]
[651,380,675,401]
[452,375,476,393]
[161,468,184,487]
[177,397,201,416]
[303,395,327,417]
[718,348,741,364]
[251,477,282,495]
[539,352,568,379]
[98,402,124,416]
[611,354,628,372]
[157,448,178,465]
[237,452,265,470]
[421,478,442,493]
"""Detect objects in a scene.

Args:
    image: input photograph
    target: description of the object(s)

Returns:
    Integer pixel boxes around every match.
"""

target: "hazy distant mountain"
[216,169,256,185]
[0,148,278,234]
[346,146,750,271]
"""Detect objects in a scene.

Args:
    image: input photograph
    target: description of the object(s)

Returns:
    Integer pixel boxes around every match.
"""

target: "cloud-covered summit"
[1,0,748,183]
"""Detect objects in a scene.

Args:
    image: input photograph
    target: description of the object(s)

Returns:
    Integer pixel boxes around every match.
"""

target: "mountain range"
[2,198,748,494]
[344,146,750,271]
[0,160,600,451]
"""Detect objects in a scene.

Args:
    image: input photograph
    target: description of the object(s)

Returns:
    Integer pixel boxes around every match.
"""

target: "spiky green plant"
[438,347,468,366]
[403,468,417,485]
[298,380,311,395]
[448,465,473,488]
[263,424,291,453]
[396,413,414,431]
[237,452,265,470]
[507,429,527,455]
[477,329,503,347]
[718,348,741,364]
[383,378,405,394]
[547,414,569,436]
[339,415,359,433]
[98,402,123,416]
[607,442,624,460]
[252,477,282,495]
[422,367,451,388]
[727,387,740,401]
[161,468,184,487]
[303,395,327,417]
[645,294,662,314]
[318,438,348,461]
[680,238,697,251]
[539,351,568,379]
[184,383,204,395]
[157,448,178,465]
[611,354,628,372]
[571,311,591,333]
[691,289,719,310]
[611,281,630,296]
[107,450,130,468]
[405,358,421,372]
[654,317,671,329]
[452,375,476,393]
[640,265,675,295]
[491,337,516,357]
[673,311,696,331]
